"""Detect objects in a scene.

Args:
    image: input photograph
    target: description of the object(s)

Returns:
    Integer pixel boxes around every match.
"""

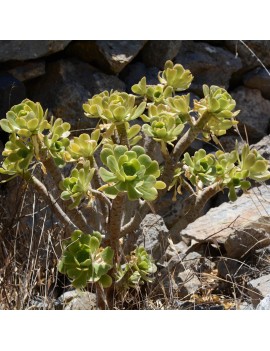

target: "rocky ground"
[1,40,270,309]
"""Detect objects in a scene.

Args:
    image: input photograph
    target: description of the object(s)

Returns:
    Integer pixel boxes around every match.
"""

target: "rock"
[243,67,270,100]
[225,40,270,70]
[256,294,270,310]
[8,61,46,82]
[141,40,182,68]
[161,240,189,263]
[231,87,270,143]
[217,258,250,280]
[134,214,169,262]
[248,274,270,307]
[153,265,201,300]
[181,185,270,258]
[67,40,146,74]
[175,41,242,95]
[27,59,125,130]
[0,72,26,118]
[218,135,244,153]
[119,62,159,93]
[56,290,96,310]
[237,301,254,310]
[251,135,270,161]
[0,40,71,62]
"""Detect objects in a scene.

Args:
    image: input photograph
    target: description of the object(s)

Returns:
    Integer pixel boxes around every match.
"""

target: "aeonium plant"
[1,60,270,309]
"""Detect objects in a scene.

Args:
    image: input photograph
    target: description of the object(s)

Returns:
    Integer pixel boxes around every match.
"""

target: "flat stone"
[141,40,182,68]
[0,40,71,62]
[248,274,270,307]
[8,61,46,82]
[181,186,270,258]
[231,87,270,142]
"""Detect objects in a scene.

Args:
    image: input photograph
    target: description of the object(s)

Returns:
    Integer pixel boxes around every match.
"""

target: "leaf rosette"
[115,247,157,289]
[58,230,114,289]
[0,99,51,138]
[83,91,146,124]
[99,144,166,201]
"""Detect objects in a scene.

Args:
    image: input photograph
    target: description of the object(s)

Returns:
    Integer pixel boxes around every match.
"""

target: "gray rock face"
[175,41,242,95]
[243,67,270,100]
[124,214,169,262]
[256,294,270,310]
[68,40,146,74]
[248,274,270,307]
[231,87,270,143]
[0,40,71,62]
[225,40,270,69]
[181,186,270,258]
[141,40,182,68]
[8,61,46,82]
[27,59,125,130]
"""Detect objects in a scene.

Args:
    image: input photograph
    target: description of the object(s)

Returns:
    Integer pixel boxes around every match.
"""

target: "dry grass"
[1,177,270,310]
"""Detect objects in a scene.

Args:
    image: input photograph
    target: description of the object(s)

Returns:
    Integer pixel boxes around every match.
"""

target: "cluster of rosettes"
[183,143,270,201]
[115,247,157,289]
[58,230,114,289]
[194,85,239,140]
[59,161,95,209]
[83,90,146,124]
[99,144,166,201]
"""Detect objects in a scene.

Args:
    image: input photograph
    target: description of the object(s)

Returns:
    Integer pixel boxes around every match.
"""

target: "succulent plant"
[115,247,157,289]
[194,85,239,140]
[44,118,71,166]
[0,134,34,176]
[166,94,191,122]
[64,130,100,161]
[83,91,146,124]
[0,99,51,138]
[99,144,166,201]
[58,230,114,289]
[59,161,95,209]
[183,144,270,201]
[158,60,193,91]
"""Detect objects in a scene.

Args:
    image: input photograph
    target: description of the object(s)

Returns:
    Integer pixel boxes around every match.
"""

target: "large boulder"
[175,41,242,95]
[0,40,71,62]
[67,40,146,74]
[231,87,270,143]
[181,185,270,259]
[243,67,270,100]
[27,59,125,130]
[141,40,182,68]
[225,40,270,70]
